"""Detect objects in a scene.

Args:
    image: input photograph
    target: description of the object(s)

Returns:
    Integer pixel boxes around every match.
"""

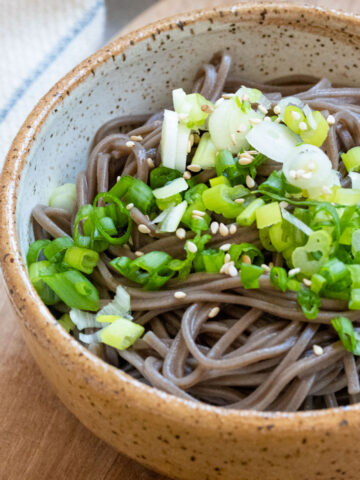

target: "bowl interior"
[16,6,360,259]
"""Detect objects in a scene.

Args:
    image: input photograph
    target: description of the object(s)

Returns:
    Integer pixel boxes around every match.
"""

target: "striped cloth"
[0,0,106,165]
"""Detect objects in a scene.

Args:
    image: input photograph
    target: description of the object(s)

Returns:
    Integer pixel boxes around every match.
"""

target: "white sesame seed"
[249,118,262,126]
[242,254,252,265]
[303,278,312,287]
[201,104,214,114]
[146,157,155,168]
[192,214,203,221]
[220,243,232,251]
[135,251,144,257]
[279,201,289,209]
[186,241,197,253]
[273,105,281,115]
[187,139,193,153]
[258,105,268,115]
[237,124,247,133]
[187,164,201,172]
[116,175,121,182]
[219,223,229,237]
[192,209,206,217]
[224,253,231,263]
[291,111,301,121]
[239,152,254,159]
[313,344,324,356]
[235,198,245,204]
[130,135,143,142]
[238,157,253,166]
[288,267,301,277]
[228,265,238,277]
[208,306,220,318]
[246,175,255,189]
[322,185,332,195]
[261,263,271,272]
[176,228,186,240]
[327,114,336,125]
[220,262,231,275]
[222,93,234,99]
[275,117,282,123]
[246,150,259,155]
[299,122,308,131]
[210,221,219,235]
[174,291,187,299]
[126,140,135,148]
[183,171,192,180]
[126,203,134,210]
[229,224,237,235]
[264,116,272,122]
[138,224,151,234]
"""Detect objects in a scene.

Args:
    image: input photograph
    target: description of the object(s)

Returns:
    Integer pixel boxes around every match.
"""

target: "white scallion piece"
[97,285,132,318]
[79,331,103,344]
[283,144,332,189]
[277,96,304,121]
[49,183,77,214]
[157,201,188,233]
[69,310,104,330]
[246,122,300,163]
[175,123,191,172]
[153,177,189,199]
[161,109,178,169]
[172,88,187,112]
[350,172,360,190]
[303,104,317,129]
[281,207,313,236]
[209,97,263,154]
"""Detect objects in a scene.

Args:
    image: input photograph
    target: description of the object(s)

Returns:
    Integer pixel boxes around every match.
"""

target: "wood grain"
[1,1,359,479]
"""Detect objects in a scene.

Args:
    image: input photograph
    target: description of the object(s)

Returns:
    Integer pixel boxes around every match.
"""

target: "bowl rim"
[2,1,360,431]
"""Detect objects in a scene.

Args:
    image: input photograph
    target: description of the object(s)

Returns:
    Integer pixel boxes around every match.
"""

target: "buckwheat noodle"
[31,52,360,411]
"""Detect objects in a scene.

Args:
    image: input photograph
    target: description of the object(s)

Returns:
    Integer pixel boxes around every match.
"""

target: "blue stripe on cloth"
[0,0,104,124]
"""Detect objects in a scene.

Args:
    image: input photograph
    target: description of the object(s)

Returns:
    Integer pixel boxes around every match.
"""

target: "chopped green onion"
[42,270,99,311]
[280,208,313,236]
[209,175,231,187]
[341,147,360,172]
[283,105,307,135]
[173,89,214,129]
[58,313,75,333]
[157,201,188,233]
[237,198,265,226]
[333,187,360,206]
[349,288,360,310]
[258,170,301,196]
[49,183,77,214]
[240,264,264,289]
[193,249,225,273]
[331,316,360,355]
[29,261,60,305]
[299,111,329,147]
[202,184,249,219]
[97,315,123,323]
[63,246,99,274]
[319,258,349,285]
[175,123,191,172]
[229,243,264,268]
[292,230,332,276]
[270,267,288,292]
[191,132,217,169]
[255,202,282,229]
[100,318,145,350]
[26,239,51,267]
[93,193,132,245]
[97,285,131,318]
[352,229,360,262]
[310,273,326,294]
[43,237,74,263]
[150,166,182,189]
[109,176,155,214]
[297,288,321,320]
[153,177,188,199]
[161,109,178,169]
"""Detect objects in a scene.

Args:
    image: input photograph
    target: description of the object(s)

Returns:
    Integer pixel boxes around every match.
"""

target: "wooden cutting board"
[1,1,359,479]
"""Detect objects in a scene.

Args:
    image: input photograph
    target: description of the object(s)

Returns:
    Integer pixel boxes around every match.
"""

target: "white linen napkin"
[0,0,106,165]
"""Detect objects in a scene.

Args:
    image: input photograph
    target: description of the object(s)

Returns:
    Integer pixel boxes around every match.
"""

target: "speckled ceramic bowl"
[2,3,360,479]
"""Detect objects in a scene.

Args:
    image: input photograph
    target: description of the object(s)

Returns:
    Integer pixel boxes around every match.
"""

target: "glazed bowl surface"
[2,3,360,480]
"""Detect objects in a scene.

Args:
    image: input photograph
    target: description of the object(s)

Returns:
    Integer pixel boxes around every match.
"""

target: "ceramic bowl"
[2,3,360,479]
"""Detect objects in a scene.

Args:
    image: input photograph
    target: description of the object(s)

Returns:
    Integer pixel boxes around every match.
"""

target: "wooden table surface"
[1,1,360,479]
